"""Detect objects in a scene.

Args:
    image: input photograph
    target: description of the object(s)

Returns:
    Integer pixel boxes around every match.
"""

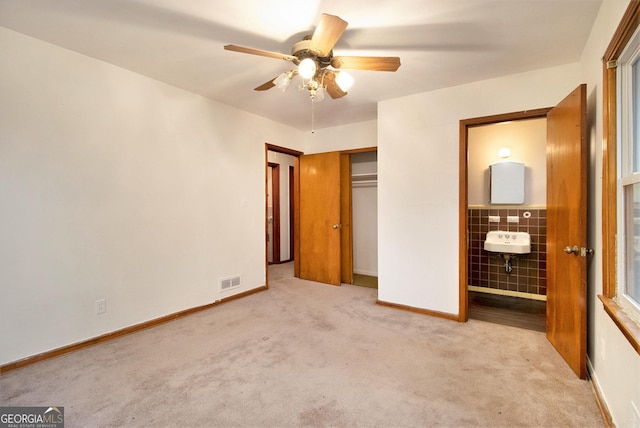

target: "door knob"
[581,247,594,257]
[564,245,594,256]
[332,224,342,230]
[564,245,579,255]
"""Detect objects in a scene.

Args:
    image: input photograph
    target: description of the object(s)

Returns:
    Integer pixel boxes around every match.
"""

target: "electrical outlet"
[95,299,106,315]
[489,215,500,223]
[507,215,519,223]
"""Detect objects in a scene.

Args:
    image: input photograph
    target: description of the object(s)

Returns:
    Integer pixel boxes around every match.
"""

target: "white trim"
[620,172,640,186]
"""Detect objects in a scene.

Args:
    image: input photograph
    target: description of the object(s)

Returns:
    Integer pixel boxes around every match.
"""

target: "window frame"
[601,0,640,355]
[616,32,640,320]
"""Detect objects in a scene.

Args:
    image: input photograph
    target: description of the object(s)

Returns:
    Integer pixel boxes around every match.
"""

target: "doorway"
[351,151,378,289]
[267,146,378,291]
[267,162,280,264]
[459,108,551,322]
[296,148,378,287]
[265,144,303,286]
[466,117,548,332]
[459,108,551,325]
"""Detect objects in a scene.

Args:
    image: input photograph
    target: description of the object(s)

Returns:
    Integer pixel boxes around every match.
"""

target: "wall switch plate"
[489,215,500,223]
[95,298,106,315]
[507,216,519,223]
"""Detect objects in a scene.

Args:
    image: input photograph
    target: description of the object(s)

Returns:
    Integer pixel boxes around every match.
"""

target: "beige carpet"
[1,262,603,427]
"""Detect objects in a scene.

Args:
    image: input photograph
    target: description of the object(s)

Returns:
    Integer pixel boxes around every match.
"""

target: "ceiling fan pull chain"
[311,98,315,134]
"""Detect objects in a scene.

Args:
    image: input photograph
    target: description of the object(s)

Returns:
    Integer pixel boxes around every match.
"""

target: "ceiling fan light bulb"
[335,71,354,92]
[298,58,317,79]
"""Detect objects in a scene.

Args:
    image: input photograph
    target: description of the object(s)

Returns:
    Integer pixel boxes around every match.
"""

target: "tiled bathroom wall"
[468,207,546,296]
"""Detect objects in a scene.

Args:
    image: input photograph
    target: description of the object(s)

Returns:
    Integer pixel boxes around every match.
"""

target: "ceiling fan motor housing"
[291,39,333,69]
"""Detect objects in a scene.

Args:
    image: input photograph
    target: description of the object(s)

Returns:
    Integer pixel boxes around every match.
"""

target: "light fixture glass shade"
[498,147,511,158]
[273,72,291,92]
[298,58,317,79]
[335,71,354,92]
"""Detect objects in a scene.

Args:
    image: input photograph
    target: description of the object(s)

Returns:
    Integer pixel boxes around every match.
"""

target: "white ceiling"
[0,0,602,131]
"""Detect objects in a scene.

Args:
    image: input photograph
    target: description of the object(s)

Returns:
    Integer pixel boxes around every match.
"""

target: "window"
[618,33,640,323]
[602,1,640,355]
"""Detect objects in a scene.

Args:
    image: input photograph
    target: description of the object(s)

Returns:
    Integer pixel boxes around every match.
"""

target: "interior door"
[546,84,587,379]
[299,152,342,285]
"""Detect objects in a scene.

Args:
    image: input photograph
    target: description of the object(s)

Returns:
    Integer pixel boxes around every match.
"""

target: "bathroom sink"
[484,231,531,254]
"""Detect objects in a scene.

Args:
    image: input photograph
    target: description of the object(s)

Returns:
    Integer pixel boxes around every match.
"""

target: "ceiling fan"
[224,13,401,101]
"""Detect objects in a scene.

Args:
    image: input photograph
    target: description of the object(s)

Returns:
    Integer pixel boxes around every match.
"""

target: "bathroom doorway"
[465,116,548,331]
[460,108,551,331]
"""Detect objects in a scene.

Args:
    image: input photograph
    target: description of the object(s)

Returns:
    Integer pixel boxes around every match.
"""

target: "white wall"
[304,120,377,154]
[468,118,547,206]
[378,63,580,315]
[579,0,640,426]
[0,27,303,365]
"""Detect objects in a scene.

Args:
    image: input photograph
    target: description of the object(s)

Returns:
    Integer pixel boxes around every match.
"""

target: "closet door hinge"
[607,60,618,69]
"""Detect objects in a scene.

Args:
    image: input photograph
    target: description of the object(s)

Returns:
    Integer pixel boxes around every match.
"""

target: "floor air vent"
[220,275,241,291]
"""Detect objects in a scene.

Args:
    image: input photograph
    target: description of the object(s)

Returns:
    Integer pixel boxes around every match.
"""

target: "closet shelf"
[352,181,377,188]
[352,173,377,181]
[352,173,377,188]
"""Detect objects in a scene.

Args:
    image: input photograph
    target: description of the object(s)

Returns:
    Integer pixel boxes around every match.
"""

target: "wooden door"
[546,84,587,379]
[299,152,342,285]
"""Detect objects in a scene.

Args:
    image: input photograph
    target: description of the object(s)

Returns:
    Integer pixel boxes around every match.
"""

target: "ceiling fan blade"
[224,44,297,62]
[309,14,348,57]
[254,79,276,91]
[332,56,401,72]
[322,72,347,99]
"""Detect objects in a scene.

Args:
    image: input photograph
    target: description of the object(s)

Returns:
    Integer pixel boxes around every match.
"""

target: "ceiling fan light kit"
[335,70,354,92]
[273,71,293,92]
[223,13,400,102]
